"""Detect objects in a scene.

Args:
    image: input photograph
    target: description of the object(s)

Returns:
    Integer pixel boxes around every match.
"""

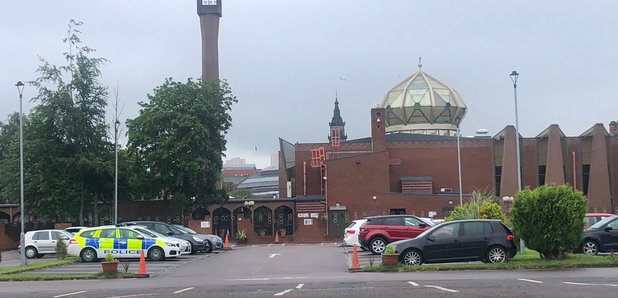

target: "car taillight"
[69,238,77,244]
[346,230,355,234]
[506,234,513,241]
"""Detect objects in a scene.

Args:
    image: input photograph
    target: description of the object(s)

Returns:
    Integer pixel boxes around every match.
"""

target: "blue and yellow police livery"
[67,226,182,262]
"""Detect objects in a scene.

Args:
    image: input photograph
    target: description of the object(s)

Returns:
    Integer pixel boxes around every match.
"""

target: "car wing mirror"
[167,231,175,236]
[419,223,427,228]
[428,235,436,242]
[605,227,613,232]
[136,235,144,240]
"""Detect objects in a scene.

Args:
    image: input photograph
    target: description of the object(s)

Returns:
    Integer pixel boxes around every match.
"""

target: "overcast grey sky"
[2,1,617,168]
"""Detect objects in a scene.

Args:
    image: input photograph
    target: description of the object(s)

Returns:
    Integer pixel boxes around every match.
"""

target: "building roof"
[344,133,471,144]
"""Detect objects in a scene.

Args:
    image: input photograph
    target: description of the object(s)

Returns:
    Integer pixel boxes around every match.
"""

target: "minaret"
[197,0,222,80]
[329,96,347,144]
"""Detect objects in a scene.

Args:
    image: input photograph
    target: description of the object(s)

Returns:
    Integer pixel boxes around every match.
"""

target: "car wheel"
[80,248,97,262]
[187,242,194,254]
[401,249,423,265]
[582,240,599,255]
[36,254,45,259]
[369,237,387,255]
[487,246,507,263]
[148,246,165,261]
[25,246,38,259]
[203,240,212,253]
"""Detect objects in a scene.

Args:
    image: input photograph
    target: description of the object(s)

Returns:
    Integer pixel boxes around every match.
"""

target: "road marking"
[408,281,419,287]
[173,287,194,294]
[518,278,543,284]
[227,277,271,281]
[106,294,156,298]
[53,291,87,298]
[273,289,294,296]
[563,282,596,286]
[269,253,281,258]
[424,285,459,293]
[226,276,348,281]
[296,284,304,289]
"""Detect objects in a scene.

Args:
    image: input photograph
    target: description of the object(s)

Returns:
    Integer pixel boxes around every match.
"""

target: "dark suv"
[358,215,432,254]
[580,215,618,255]
[391,219,517,265]
[118,221,212,254]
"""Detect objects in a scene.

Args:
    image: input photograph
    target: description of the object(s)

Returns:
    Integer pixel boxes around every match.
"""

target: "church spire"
[329,94,347,143]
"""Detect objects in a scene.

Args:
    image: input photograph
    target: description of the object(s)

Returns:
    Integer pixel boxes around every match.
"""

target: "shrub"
[55,238,68,260]
[104,252,116,263]
[510,184,587,259]
[446,190,505,221]
[383,244,395,254]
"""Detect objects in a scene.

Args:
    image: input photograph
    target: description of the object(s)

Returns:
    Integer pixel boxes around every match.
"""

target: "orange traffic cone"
[223,231,231,250]
[137,250,148,276]
[350,244,360,271]
[274,230,280,244]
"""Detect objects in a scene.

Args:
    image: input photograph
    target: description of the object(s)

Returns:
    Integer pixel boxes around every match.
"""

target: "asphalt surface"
[2,243,618,297]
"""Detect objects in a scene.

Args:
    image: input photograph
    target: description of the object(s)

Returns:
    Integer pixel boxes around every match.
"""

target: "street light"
[15,81,25,266]
[456,127,463,206]
[510,71,521,192]
[114,120,120,224]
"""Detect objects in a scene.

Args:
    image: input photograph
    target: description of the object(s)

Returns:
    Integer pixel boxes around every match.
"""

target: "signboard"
[202,0,217,5]
[303,219,313,225]
[200,221,210,228]
[310,213,319,218]
[297,213,309,218]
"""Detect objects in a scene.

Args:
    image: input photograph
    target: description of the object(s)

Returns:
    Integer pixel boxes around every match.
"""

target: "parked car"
[20,229,73,259]
[64,226,87,235]
[391,219,517,265]
[579,215,618,255]
[172,224,223,251]
[67,226,181,262]
[118,221,211,253]
[583,213,614,229]
[419,217,438,227]
[358,215,432,254]
[131,226,192,255]
[343,219,368,249]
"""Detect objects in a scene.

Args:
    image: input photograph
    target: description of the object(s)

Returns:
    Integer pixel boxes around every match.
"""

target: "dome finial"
[418,57,422,69]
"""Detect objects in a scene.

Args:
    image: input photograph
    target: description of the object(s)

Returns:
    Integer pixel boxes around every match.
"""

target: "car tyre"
[36,254,45,258]
[25,246,38,259]
[203,240,212,253]
[80,248,97,262]
[369,237,387,255]
[401,249,423,265]
[487,246,507,263]
[148,246,165,261]
[581,240,599,255]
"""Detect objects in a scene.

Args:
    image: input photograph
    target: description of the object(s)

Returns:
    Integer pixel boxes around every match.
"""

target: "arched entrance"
[253,206,273,236]
[191,207,210,220]
[274,206,294,236]
[232,206,252,237]
[212,207,231,238]
[0,211,10,224]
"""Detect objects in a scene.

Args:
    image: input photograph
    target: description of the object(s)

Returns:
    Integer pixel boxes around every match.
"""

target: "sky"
[1,1,617,169]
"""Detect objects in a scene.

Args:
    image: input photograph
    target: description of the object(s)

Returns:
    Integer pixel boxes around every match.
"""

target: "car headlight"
[165,242,176,247]
[192,236,203,242]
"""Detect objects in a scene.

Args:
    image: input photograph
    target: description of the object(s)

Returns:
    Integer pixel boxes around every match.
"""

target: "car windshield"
[174,224,197,234]
[419,218,437,226]
[133,227,164,238]
[589,215,618,229]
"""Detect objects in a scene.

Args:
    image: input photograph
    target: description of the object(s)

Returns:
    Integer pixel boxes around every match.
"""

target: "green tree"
[0,113,22,203]
[510,184,587,259]
[126,78,236,211]
[445,191,505,221]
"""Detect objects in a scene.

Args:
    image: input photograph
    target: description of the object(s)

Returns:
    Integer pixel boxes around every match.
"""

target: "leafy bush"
[104,252,116,263]
[383,244,395,254]
[55,239,67,260]
[446,191,505,221]
[510,184,587,259]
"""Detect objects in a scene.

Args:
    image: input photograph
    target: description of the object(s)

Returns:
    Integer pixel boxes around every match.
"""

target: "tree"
[126,78,236,211]
[0,113,22,203]
[510,184,587,259]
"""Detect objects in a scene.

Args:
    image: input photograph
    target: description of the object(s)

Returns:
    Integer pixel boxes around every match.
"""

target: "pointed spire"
[329,95,347,141]
[418,56,423,69]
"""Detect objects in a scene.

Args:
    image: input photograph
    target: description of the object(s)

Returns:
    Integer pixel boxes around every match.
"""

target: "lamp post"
[114,120,120,224]
[15,81,25,266]
[510,71,521,192]
[456,127,463,206]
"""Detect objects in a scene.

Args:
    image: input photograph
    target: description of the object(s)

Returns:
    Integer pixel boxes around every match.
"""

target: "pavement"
[0,250,55,267]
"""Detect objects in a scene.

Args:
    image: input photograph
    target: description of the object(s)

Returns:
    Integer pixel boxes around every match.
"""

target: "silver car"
[20,229,72,259]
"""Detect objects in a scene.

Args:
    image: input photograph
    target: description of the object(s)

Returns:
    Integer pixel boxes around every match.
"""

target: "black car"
[390,219,517,265]
[580,215,618,255]
[118,221,211,254]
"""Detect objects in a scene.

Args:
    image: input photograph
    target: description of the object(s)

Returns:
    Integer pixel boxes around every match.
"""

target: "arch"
[0,211,10,224]
[191,207,210,220]
[12,212,21,223]
[274,206,294,236]
[232,206,252,237]
[253,206,273,236]
[212,207,231,238]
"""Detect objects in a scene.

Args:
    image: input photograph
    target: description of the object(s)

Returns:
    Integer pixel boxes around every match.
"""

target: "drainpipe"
[303,161,307,196]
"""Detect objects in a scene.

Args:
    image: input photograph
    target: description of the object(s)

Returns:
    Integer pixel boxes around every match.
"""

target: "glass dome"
[379,67,467,136]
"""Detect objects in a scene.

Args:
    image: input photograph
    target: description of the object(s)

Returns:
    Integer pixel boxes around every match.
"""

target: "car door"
[34,231,52,253]
[50,231,69,253]
[403,217,427,239]
[98,228,117,256]
[119,228,143,257]
[600,218,618,251]
[424,222,461,262]
[382,217,406,241]
[459,222,492,260]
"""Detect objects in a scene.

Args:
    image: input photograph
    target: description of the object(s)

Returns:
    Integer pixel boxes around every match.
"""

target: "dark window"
[51,231,65,240]
[432,223,460,240]
[582,164,590,195]
[119,229,141,239]
[34,231,49,240]
[390,208,406,215]
[80,230,94,238]
[484,222,494,234]
[538,165,546,186]
[494,166,502,196]
[99,229,116,238]
[463,222,486,236]
[382,217,404,226]
[154,223,173,235]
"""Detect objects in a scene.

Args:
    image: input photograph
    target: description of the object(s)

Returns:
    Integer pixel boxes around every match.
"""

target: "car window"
[382,217,404,226]
[80,230,94,238]
[154,223,172,234]
[51,231,66,240]
[431,223,460,239]
[404,217,422,226]
[463,222,491,236]
[99,229,116,238]
[34,231,50,240]
[119,229,142,239]
[583,217,597,229]
[346,222,356,229]
[590,216,618,229]
[607,219,618,229]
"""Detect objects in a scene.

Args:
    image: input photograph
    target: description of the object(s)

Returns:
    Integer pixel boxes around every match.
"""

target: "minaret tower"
[197,0,222,80]
[329,96,347,146]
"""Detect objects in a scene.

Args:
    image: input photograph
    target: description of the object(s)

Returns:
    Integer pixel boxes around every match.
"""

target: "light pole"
[15,81,25,266]
[114,120,120,224]
[510,71,521,192]
[456,127,463,206]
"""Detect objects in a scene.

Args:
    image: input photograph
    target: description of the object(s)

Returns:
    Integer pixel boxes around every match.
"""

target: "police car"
[67,226,182,262]
[131,226,192,255]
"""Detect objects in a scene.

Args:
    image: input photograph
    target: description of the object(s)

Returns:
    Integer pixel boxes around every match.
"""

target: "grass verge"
[0,272,139,281]
[0,257,78,275]
[361,249,618,272]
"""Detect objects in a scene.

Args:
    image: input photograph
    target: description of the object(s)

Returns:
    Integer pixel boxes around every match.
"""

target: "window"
[99,229,116,238]
[383,217,403,226]
[607,219,618,229]
[494,166,502,196]
[582,164,590,195]
[404,217,422,226]
[80,230,94,238]
[51,231,66,240]
[154,223,173,235]
[390,208,406,215]
[432,223,460,239]
[463,222,491,236]
[538,165,546,186]
[34,231,49,240]
[119,229,141,239]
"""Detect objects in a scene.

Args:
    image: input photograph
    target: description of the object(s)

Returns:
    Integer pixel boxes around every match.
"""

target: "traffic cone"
[137,250,148,276]
[274,230,280,244]
[223,231,231,250]
[350,244,360,271]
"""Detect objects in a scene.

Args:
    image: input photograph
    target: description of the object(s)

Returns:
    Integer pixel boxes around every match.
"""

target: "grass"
[0,272,140,281]
[0,257,78,275]
[361,249,618,272]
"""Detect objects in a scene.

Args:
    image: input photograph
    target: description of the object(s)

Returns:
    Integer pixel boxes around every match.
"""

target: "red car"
[358,215,432,254]
[584,213,614,229]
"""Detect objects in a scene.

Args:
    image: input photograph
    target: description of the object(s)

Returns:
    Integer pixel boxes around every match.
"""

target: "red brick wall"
[0,224,18,250]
